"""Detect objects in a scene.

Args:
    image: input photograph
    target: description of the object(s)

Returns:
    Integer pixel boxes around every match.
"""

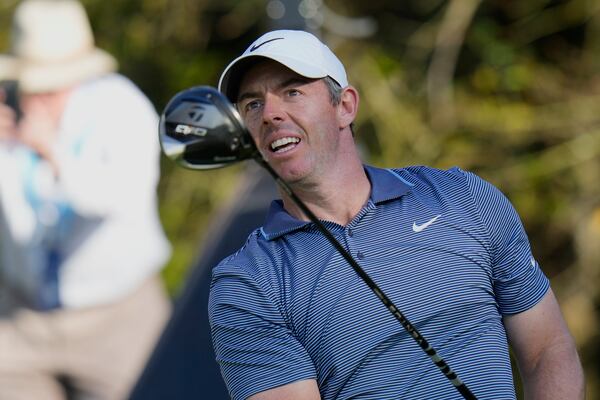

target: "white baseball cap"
[218,30,348,102]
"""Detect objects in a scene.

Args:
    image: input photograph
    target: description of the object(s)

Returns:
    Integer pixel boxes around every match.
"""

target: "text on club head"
[175,124,208,136]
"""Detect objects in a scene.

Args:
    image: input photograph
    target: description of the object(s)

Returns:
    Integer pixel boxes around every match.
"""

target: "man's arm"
[504,288,585,399]
[248,379,321,400]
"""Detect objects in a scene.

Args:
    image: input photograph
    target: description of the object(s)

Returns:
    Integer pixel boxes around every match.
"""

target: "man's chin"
[273,166,309,185]
[268,157,318,186]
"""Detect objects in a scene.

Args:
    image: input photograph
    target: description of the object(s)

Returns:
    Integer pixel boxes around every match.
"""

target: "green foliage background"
[2,0,599,397]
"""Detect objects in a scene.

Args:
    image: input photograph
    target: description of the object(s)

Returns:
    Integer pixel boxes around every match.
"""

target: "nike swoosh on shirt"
[249,37,284,52]
[412,215,441,232]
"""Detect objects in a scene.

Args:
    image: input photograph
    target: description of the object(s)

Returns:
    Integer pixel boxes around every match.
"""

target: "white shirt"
[0,73,171,309]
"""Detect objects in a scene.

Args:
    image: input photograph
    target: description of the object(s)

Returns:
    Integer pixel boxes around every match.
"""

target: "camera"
[0,79,22,121]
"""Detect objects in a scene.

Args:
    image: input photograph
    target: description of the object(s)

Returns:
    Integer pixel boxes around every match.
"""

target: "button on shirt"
[209,165,549,400]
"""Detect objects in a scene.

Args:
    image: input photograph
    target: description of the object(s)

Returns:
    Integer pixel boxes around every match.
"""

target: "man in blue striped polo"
[209,30,584,399]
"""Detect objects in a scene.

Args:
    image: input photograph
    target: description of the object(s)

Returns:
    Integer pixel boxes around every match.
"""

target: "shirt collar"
[261,165,413,240]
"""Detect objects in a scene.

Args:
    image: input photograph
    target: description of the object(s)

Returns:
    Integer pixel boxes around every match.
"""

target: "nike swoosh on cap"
[250,37,284,52]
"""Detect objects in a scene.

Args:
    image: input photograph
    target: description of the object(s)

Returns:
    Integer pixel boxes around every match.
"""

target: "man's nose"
[261,93,285,125]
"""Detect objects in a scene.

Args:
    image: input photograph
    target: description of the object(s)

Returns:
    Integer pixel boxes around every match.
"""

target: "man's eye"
[244,100,262,113]
[287,89,300,97]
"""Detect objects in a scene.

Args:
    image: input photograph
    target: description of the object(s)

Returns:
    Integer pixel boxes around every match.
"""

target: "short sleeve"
[458,169,550,315]
[209,263,316,400]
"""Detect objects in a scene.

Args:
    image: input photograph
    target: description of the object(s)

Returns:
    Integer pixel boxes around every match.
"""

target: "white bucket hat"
[218,30,348,102]
[2,0,117,93]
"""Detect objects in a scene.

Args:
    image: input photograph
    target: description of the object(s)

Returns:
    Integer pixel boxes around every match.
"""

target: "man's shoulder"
[75,74,153,107]
[389,165,502,205]
[390,165,474,188]
[395,165,513,218]
[67,73,157,129]
[212,227,273,276]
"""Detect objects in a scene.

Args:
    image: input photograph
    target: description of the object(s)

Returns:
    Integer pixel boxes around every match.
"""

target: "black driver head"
[159,86,258,169]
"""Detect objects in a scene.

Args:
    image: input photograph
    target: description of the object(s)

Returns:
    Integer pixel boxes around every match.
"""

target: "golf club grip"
[258,159,478,400]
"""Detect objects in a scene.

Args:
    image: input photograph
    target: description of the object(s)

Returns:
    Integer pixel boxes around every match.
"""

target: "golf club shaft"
[257,158,477,400]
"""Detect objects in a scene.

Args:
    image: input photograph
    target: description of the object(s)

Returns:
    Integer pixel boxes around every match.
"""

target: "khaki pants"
[0,276,171,400]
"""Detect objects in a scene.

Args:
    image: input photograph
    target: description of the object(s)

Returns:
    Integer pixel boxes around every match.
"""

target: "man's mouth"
[270,137,300,153]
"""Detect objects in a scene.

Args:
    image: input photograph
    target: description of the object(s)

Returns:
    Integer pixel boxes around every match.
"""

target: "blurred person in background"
[0,0,171,399]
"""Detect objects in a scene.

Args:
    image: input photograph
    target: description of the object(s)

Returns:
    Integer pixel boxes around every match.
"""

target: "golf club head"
[159,86,258,169]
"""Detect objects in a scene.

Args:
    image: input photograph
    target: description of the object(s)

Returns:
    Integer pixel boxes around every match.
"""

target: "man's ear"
[337,86,359,131]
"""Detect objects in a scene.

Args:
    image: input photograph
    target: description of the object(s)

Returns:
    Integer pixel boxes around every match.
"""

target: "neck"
[280,157,371,227]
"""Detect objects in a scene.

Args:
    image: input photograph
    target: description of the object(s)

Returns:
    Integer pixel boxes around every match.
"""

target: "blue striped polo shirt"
[209,165,549,400]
